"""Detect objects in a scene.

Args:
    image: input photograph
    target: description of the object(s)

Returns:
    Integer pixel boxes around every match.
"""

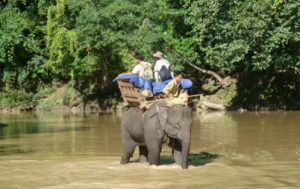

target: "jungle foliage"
[0,0,300,109]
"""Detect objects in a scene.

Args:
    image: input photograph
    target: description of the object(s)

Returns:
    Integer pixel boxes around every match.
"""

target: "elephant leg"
[120,131,136,164]
[147,140,162,165]
[172,139,182,166]
[139,146,148,163]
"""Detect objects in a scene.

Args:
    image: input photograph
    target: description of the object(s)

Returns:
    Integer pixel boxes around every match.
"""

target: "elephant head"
[144,101,192,169]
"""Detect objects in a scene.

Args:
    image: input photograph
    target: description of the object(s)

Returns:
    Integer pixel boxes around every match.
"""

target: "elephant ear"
[165,105,184,139]
[153,101,169,130]
[158,106,169,130]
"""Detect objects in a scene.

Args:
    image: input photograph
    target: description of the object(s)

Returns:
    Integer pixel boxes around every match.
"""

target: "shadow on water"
[0,144,35,156]
[0,123,93,156]
[0,125,92,140]
[160,152,219,166]
[0,123,8,128]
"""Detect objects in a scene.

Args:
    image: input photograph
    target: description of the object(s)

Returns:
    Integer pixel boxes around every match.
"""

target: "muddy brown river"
[0,112,299,189]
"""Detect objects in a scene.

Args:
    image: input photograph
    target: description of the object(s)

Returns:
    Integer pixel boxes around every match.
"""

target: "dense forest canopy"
[0,0,300,109]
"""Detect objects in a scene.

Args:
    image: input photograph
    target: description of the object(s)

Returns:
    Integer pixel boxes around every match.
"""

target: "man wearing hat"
[153,51,171,82]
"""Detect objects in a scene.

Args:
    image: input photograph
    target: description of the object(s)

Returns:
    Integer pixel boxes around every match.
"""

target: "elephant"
[120,101,192,169]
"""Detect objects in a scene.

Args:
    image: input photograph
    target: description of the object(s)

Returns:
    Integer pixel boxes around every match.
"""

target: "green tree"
[0,0,300,109]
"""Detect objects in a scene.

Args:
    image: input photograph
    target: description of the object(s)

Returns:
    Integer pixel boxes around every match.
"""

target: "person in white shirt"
[153,51,171,82]
[122,53,153,80]
[132,59,144,78]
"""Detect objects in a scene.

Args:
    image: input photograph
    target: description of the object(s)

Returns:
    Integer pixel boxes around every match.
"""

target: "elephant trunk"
[181,139,191,169]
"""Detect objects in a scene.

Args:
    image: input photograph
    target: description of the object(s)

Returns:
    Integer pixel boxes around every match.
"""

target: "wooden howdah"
[117,80,146,107]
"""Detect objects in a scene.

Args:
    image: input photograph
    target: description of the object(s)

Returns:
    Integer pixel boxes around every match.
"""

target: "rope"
[187,94,202,98]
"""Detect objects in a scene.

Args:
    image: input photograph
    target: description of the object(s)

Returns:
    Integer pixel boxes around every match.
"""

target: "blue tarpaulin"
[152,79,172,95]
[113,74,192,94]
[152,79,193,95]
[113,74,152,90]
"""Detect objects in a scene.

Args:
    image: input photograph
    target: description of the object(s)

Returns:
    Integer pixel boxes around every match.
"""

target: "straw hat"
[153,51,164,59]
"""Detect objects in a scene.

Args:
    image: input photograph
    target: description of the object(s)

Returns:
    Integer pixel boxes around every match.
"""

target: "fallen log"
[200,100,226,110]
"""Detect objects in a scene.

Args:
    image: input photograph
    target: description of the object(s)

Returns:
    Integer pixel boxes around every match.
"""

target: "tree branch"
[166,45,227,87]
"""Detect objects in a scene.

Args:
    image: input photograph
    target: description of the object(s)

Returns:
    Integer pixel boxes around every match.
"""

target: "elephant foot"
[172,140,190,169]
[120,156,130,164]
[120,160,127,164]
[148,152,161,166]
[139,156,148,163]
[147,145,162,166]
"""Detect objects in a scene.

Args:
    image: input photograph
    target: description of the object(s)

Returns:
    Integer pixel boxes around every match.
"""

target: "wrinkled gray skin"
[120,102,192,169]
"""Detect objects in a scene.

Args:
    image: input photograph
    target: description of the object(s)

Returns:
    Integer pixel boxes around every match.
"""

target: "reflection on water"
[0,113,122,159]
[192,111,300,162]
[0,111,300,189]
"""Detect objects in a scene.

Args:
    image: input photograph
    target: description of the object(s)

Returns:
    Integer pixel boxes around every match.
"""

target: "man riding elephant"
[163,72,189,106]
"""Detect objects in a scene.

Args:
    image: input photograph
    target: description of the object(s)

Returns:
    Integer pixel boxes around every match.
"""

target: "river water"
[0,112,299,189]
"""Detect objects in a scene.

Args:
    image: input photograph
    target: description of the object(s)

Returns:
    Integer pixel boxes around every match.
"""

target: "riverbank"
[0,85,119,115]
[0,79,299,114]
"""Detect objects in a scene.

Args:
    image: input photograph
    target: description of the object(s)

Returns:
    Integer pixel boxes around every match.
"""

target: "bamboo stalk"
[187,94,202,98]
[145,93,202,103]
